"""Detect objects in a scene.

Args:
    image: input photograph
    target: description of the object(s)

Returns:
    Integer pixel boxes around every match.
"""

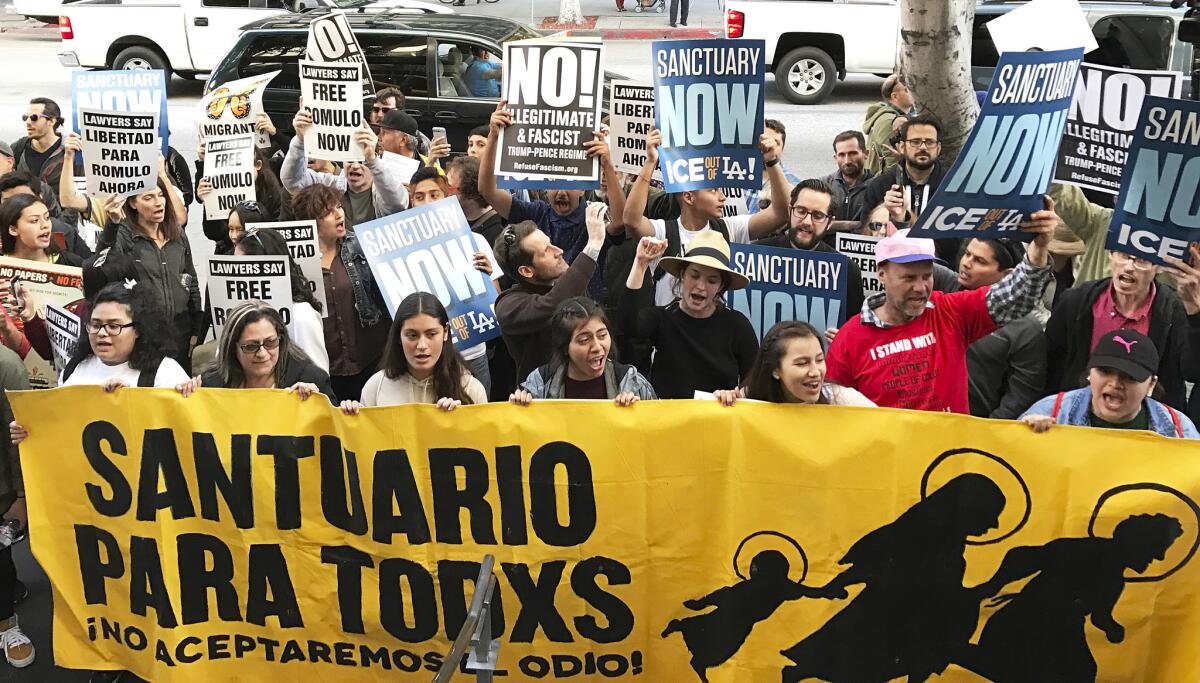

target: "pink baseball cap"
[875,229,936,266]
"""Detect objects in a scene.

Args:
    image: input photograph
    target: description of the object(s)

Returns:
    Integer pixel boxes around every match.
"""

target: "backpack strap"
[1051,391,1066,420]
[137,364,158,388]
[1166,405,1183,438]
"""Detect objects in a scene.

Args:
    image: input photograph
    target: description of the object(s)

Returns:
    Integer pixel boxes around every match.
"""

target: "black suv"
[207,13,564,148]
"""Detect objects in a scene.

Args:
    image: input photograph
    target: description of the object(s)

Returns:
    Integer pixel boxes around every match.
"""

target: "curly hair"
[379,292,475,404]
[237,227,323,314]
[290,184,343,223]
[63,282,175,381]
[448,155,485,208]
[0,194,59,258]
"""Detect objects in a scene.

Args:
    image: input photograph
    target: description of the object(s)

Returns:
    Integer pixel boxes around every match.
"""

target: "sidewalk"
[0,7,57,34]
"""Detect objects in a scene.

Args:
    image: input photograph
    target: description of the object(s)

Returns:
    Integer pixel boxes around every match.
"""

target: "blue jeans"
[464,352,491,401]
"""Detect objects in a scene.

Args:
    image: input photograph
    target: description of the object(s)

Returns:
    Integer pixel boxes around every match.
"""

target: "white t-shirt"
[62,356,190,388]
[648,214,751,306]
[291,301,329,372]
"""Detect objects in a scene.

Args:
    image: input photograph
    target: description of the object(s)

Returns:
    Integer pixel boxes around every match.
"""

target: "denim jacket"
[340,232,386,329]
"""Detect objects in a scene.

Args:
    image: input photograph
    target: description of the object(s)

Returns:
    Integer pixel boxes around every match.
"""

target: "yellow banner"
[11,386,1200,681]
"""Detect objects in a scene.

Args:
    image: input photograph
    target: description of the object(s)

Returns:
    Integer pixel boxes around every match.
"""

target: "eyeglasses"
[1112,251,1155,270]
[20,114,48,123]
[236,200,262,213]
[502,228,516,247]
[237,337,281,355]
[868,221,887,233]
[904,139,940,149]
[86,321,135,336]
[372,105,395,114]
[791,206,830,223]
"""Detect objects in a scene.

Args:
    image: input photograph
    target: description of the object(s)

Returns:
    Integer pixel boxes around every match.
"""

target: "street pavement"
[0,17,879,682]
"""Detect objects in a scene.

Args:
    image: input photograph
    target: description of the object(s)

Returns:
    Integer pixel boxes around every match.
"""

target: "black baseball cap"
[1088,329,1159,382]
[379,110,418,135]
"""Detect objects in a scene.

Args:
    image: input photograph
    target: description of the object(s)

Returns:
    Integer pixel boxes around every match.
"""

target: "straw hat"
[658,230,750,291]
[1048,217,1086,257]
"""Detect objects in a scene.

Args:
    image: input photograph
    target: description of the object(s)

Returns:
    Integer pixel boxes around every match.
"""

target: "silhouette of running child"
[662,549,841,682]
[957,513,1184,682]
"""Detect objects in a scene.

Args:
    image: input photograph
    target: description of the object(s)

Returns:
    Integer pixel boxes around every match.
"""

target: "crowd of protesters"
[0,67,1195,677]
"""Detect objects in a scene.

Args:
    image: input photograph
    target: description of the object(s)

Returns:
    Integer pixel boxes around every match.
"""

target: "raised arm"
[478,101,514,219]
[985,195,1055,326]
[59,132,88,212]
[159,154,187,226]
[586,130,625,236]
[746,131,791,238]
[622,129,660,240]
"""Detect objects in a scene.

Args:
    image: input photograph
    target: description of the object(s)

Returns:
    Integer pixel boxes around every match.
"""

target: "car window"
[203,0,251,6]
[237,31,429,96]
[1087,15,1173,71]
[435,41,502,98]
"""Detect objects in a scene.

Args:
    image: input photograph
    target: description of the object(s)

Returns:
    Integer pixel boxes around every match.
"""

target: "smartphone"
[432,126,447,142]
[9,277,22,311]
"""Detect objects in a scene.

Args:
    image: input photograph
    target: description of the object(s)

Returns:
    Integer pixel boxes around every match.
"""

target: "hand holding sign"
[490,100,512,137]
[354,125,378,162]
[585,201,608,249]
[1162,244,1200,315]
[583,130,611,166]
[63,132,82,157]
[644,128,662,169]
[293,106,313,138]
[256,113,277,137]
[1018,195,1057,267]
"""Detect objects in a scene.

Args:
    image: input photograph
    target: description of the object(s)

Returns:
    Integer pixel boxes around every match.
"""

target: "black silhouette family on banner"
[661,449,1199,683]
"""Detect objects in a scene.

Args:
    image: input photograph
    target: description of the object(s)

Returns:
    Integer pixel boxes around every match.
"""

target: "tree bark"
[898,0,979,165]
[558,0,584,24]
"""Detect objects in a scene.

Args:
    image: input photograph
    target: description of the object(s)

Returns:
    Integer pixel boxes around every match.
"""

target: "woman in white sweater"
[341,292,486,413]
[714,320,876,407]
[235,227,329,372]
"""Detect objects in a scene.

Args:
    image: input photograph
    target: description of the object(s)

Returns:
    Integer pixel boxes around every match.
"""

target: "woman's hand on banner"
[340,400,363,415]
[489,100,512,136]
[435,397,462,412]
[472,250,493,276]
[102,378,129,393]
[634,236,668,267]
[1021,413,1055,433]
[8,421,26,447]
[613,392,639,407]
[255,113,276,137]
[509,389,533,406]
[714,387,744,406]
[1163,244,1200,315]
[356,125,379,163]
[196,178,213,201]
[174,375,202,398]
[288,382,321,401]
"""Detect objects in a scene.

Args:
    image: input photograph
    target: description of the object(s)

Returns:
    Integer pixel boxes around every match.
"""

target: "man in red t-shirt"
[826,199,1057,412]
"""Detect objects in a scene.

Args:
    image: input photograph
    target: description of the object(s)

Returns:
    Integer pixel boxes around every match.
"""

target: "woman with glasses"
[234,228,329,371]
[180,301,334,401]
[196,148,289,255]
[340,292,485,414]
[857,203,895,238]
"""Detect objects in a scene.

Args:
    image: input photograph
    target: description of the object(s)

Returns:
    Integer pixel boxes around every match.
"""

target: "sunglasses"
[21,114,50,123]
[237,336,281,355]
[868,221,887,233]
[371,105,395,114]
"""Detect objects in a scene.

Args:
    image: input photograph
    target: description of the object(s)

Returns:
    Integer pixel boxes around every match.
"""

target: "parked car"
[206,12,623,149]
[725,0,1193,105]
[53,0,449,79]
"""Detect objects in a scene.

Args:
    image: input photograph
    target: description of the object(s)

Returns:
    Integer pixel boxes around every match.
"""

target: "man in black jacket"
[1044,249,1200,412]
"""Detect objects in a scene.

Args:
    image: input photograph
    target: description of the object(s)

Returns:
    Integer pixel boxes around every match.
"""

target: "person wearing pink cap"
[824,198,1059,413]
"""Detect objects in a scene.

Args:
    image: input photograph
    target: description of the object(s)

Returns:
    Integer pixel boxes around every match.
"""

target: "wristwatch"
[764,157,779,168]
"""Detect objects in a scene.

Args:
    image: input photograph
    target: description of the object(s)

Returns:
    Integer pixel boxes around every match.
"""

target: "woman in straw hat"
[617,233,758,398]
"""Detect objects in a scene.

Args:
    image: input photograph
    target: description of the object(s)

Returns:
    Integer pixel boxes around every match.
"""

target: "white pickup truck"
[725,0,899,105]
[55,0,449,80]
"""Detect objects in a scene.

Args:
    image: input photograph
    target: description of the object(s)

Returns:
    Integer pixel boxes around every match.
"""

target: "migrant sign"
[197,71,280,149]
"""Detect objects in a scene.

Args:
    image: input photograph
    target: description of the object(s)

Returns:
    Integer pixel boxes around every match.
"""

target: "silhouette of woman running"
[663,549,838,682]
[959,513,1184,682]
[781,473,1006,682]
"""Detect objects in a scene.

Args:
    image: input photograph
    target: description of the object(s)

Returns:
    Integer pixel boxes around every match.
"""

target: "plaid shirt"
[861,256,1053,328]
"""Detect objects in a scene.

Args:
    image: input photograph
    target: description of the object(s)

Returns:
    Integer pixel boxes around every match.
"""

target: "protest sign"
[206,256,292,341]
[16,388,1200,682]
[202,134,257,220]
[497,40,604,183]
[44,303,80,373]
[652,39,765,193]
[379,151,421,184]
[835,232,883,295]
[299,60,365,162]
[307,10,374,101]
[728,243,846,339]
[610,81,660,179]
[909,48,1082,240]
[72,70,168,155]
[0,256,84,389]
[985,0,1098,53]
[1057,63,1183,195]
[198,71,280,149]
[78,109,159,198]
[356,198,501,350]
[722,187,749,217]
[1106,95,1200,265]
[245,220,328,318]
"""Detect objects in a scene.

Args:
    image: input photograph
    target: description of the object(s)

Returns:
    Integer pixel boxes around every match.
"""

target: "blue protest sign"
[727,243,847,340]
[909,48,1082,240]
[71,70,169,155]
[356,197,501,350]
[1106,96,1200,265]
[652,39,765,193]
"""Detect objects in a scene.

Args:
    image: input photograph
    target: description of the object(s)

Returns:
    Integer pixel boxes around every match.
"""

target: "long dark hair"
[0,194,59,258]
[237,228,323,313]
[743,320,824,403]
[548,297,612,373]
[123,177,182,242]
[213,301,307,388]
[63,282,174,380]
[380,292,474,404]
[253,148,286,216]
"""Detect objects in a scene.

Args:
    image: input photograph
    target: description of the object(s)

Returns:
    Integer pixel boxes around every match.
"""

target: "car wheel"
[775,47,837,105]
[113,46,171,78]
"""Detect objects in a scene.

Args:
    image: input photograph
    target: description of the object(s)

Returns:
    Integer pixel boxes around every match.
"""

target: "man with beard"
[858,115,958,264]
[823,130,874,222]
[825,197,1059,413]
[754,178,865,323]
[479,102,625,303]
[10,98,67,204]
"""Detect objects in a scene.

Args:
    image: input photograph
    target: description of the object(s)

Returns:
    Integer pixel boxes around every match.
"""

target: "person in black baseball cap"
[1020,329,1198,438]
[378,110,423,162]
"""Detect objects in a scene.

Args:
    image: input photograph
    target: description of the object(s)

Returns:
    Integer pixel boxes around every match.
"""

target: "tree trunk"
[558,0,584,24]
[898,0,979,164]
